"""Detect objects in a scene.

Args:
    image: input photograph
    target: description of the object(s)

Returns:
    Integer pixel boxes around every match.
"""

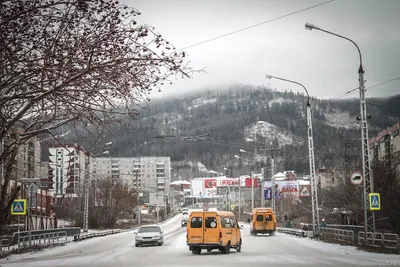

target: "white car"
[134,225,164,247]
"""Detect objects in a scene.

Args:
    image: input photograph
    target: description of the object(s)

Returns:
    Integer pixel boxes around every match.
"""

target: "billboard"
[217,179,239,187]
[263,180,299,199]
[204,179,217,188]
[245,178,259,188]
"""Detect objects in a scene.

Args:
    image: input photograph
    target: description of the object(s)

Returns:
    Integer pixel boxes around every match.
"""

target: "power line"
[336,75,400,98]
[177,0,336,51]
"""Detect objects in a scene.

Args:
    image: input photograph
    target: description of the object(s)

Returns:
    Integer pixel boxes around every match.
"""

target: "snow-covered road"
[1,215,399,267]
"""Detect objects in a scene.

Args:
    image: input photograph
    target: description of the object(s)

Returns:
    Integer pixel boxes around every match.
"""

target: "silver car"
[134,225,164,247]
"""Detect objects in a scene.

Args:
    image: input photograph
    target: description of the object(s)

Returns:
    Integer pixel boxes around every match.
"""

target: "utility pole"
[260,167,264,207]
[271,156,275,213]
[304,22,375,241]
[21,178,40,247]
[251,171,254,212]
[82,153,90,233]
[358,63,376,235]
[134,168,141,226]
[238,177,241,219]
[307,101,320,237]
[228,182,231,210]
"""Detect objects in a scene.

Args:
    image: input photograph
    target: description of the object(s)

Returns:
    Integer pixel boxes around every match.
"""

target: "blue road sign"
[369,193,381,211]
[11,199,27,215]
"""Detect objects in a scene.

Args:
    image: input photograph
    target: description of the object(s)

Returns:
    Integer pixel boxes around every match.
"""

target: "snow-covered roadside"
[277,231,400,263]
[0,213,183,263]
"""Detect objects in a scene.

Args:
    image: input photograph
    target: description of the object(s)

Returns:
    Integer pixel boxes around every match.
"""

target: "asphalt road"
[1,214,399,267]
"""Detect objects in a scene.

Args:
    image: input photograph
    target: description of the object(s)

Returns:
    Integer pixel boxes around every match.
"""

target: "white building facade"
[48,144,89,199]
[92,156,171,206]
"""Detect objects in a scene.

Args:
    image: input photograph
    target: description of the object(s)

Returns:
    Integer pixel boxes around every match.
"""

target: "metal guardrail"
[74,229,122,241]
[319,227,354,245]
[17,231,68,252]
[277,227,399,254]
[10,227,81,246]
[276,227,313,237]
[357,231,399,252]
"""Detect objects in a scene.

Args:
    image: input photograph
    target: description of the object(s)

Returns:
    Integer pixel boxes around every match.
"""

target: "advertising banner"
[204,179,217,188]
[245,178,259,188]
[263,180,299,199]
[199,189,217,198]
[218,179,239,187]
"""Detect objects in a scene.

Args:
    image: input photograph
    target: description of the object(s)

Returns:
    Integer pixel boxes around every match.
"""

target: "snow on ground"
[240,223,400,262]
[279,230,400,262]
[0,214,183,263]
[324,112,359,129]
[268,97,292,106]
[244,121,295,146]
[187,97,217,110]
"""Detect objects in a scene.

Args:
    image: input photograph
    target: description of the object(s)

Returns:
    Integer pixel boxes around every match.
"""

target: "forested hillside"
[45,85,400,178]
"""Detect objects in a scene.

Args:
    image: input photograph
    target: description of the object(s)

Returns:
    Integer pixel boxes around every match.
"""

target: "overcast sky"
[127,0,400,100]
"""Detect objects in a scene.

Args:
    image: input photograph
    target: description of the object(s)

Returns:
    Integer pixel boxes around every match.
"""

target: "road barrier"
[276,227,313,237]
[357,231,399,253]
[319,227,354,245]
[277,226,399,254]
[17,231,68,251]
[74,229,121,241]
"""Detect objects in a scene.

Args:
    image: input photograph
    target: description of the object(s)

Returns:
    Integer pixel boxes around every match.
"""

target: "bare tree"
[0,0,193,229]
[89,177,137,229]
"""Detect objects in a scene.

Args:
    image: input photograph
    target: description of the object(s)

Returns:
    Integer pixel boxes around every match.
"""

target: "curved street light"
[265,74,319,237]
[305,22,374,239]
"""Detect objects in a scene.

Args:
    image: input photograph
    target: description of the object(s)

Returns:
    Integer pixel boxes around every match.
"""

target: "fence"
[277,226,400,254]
[357,231,399,253]
[276,227,313,238]
[74,229,121,241]
[17,231,68,251]
[319,227,354,245]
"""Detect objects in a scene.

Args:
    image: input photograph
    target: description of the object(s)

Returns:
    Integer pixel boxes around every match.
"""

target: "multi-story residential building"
[0,125,42,196]
[48,144,90,199]
[369,121,400,175]
[92,156,171,206]
[0,123,55,230]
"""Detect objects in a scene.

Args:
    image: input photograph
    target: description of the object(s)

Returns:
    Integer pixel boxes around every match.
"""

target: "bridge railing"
[277,226,399,254]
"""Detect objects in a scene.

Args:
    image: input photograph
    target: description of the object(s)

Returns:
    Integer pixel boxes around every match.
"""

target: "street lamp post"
[305,23,375,238]
[133,167,141,226]
[265,74,320,237]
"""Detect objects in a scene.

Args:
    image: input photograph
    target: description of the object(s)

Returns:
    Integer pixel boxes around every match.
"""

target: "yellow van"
[249,207,276,236]
[186,210,243,255]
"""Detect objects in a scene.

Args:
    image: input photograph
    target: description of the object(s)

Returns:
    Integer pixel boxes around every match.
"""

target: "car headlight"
[136,236,143,239]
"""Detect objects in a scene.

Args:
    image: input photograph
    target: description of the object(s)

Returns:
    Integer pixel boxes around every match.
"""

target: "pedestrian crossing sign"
[368,193,381,211]
[11,199,26,215]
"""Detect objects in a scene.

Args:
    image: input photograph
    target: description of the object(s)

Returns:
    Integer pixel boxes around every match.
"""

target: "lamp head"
[305,23,320,31]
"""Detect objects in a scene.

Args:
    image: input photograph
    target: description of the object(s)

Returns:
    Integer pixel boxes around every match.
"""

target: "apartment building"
[92,156,171,206]
[0,124,42,194]
[369,121,400,175]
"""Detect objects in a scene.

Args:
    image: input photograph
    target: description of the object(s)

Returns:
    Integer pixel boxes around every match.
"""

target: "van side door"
[188,213,204,243]
[203,215,219,243]
[229,217,238,245]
